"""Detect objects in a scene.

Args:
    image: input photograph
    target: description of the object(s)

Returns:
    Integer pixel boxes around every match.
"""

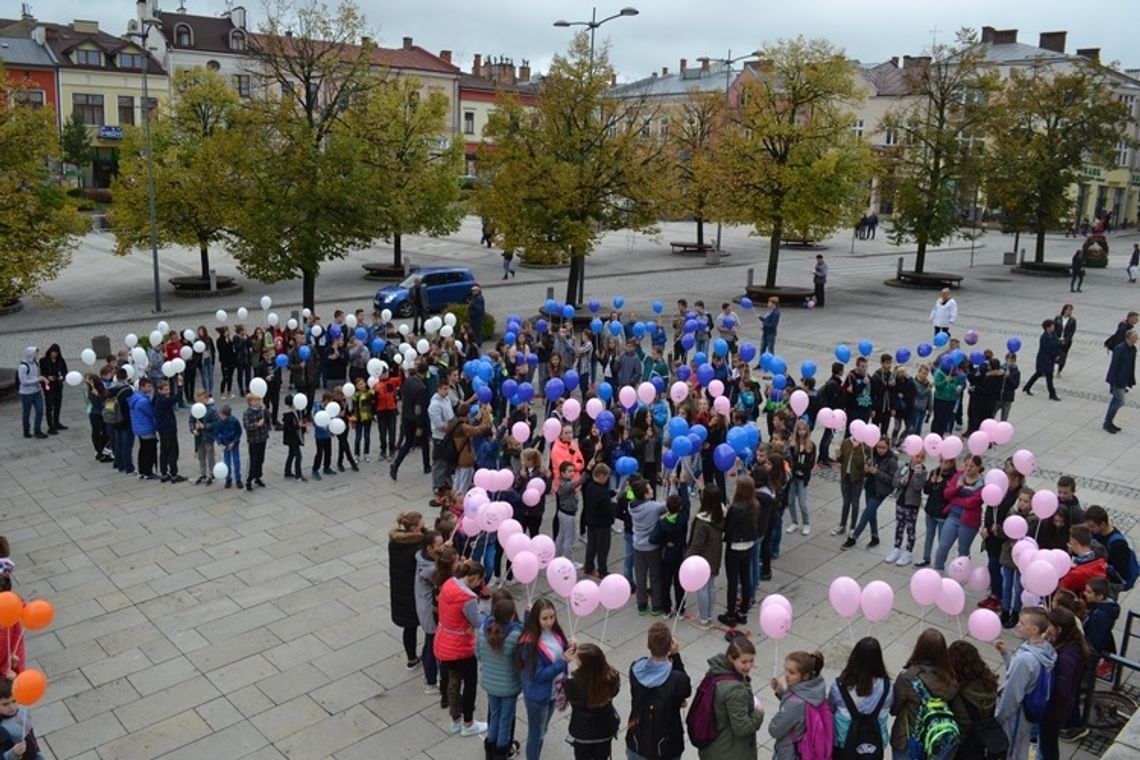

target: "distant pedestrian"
[468,286,485,346]
[501,250,516,280]
[929,288,957,337]
[1103,329,1136,434]
[411,276,428,334]
[1054,304,1077,377]
[868,212,879,239]
[1070,248,1086,293]
[813,254,827,308]
[1128,244,1139,283]
[480,218,495,248]
[760,297,780,355]
[17,347,48,439]
[1022,319,1061,401]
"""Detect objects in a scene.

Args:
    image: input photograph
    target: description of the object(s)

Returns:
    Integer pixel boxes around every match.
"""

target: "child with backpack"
[769,650,832,760]
[281,394,306,482]
[829,637,893,760]
[993,607,1056,760]
[694,633,765,759]
[948,640,1005,760]
[627,621,691,760]
[565,643,622,759]
[517,597,575,760]
[1041,608,1090,753]
[889,628,965,760]
[477,592,523,760]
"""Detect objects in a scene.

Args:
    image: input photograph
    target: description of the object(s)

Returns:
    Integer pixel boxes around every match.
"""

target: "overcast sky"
[25,0,1138,81]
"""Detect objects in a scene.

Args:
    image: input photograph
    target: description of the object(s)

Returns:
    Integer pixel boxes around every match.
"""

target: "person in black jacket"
[997,353,1020,422]
[216,326,236,399]
[153,380,184,483]
[657,495,689,617]
[626,622,691,760]
[39,343,68,434]
[817,362,844,466]
[390,362,431,480]
[581,463,615,577]
[1103,329,1137,433]
[966,358,1004,434]
[388,512,425,670]
[565,644,622,760]
[719,476,759,628]
[1070,249,1086,293]
[1054,304,1077,377]
[915,457,956,567]
[1022,319,1061,401]
[233,325,252,397]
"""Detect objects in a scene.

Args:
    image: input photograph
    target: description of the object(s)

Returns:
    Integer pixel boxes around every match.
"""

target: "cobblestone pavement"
[1,219,1136,758]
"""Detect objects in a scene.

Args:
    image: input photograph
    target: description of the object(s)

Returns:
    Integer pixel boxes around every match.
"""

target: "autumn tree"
[0,68,88,301]
[226,0,378,310]
[984,60,1132,263]
[662,89,726,248]
[110,67,243,281]
[59,109,91,188]
[718,37,872,287]
[879,29,998,272]
[344,75,464,270]
[477,33,666,305]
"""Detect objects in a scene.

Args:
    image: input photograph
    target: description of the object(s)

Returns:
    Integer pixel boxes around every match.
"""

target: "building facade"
[0,33,59,123]
[458,54,537,173]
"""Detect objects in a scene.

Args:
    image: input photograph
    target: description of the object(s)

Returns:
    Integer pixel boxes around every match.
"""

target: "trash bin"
[1002,251,1016,266]
[91,335,111,359]
[705,249,720,266]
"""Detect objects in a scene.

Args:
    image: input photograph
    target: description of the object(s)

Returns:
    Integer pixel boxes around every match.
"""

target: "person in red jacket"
[373,369,402,461]
[0,565,23,681]
[434,560,488,737]
[933,455,985,571]
[1059,525,1108,595]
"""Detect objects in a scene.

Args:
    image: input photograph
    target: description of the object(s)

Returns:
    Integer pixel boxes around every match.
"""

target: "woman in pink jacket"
[933,455,985,570]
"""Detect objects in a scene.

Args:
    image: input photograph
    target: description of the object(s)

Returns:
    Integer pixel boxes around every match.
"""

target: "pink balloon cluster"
[759,594,793,639]
[1010,538,1071,596]
[473,468,517,492]
[848,419,882,447]
[979,418,1015,446]
[816,407,847,431]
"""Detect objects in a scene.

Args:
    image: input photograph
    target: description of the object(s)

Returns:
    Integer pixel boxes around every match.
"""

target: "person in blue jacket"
[516,597,576,760]
[478,591,523,760]
[1022,319,1061,401]
[213,405,243,488]
[128,378,157,479]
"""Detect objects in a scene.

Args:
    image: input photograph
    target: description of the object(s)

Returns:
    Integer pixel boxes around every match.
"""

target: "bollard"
[208,268,217,292]
[546,286,555,302]
[897,257,904,277]
[746,268,754,288]
[91,335,111,359]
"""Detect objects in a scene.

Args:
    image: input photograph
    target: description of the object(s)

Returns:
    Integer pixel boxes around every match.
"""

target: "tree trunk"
[302,267,316,312]
[914,235,928,274]
[198,237,211,281]
[765,219,782,288]
[392,233,403,269]
[696,218,704,247]
[1012,230,1021,261]
[566,255,583,307]
[1034,228,1047,263]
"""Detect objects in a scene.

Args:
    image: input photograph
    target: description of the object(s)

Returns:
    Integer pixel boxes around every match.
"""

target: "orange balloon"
[21,599,54,631]
[12,669,46,705]
[0,591,21,627]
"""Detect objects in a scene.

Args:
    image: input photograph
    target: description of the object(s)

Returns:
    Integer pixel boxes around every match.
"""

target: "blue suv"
[373,267,477,317]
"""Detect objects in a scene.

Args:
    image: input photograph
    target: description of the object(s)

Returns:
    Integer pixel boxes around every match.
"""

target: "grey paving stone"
[97,709,212,760]
[195,696,246,732]
[186,627,284,672]
[310,672,381,715]
[42,713,126,759]
[311,632,402,681]
[249,694,331,742]
[333,714,448,760]
[207,653,280,693]
[273,704,387,760]
[159,720,271,760]
[113,674,221,733]
[62,676,142,722]
[197,601,287,644]
[126,654,200,696]
[80,647,151,687]
[255,661,331,706]
[227,683,277,719]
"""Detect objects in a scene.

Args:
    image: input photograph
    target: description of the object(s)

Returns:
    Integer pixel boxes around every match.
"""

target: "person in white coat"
[929,289,958,338]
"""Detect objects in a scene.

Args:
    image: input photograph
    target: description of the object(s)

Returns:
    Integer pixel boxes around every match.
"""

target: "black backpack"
[626,678,672,759]
[837,680,888,760]
[958,695,1008,759]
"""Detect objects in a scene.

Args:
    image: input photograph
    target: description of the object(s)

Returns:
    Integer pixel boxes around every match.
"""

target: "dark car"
[373,267,476,318]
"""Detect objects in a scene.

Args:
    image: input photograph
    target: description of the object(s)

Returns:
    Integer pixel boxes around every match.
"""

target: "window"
[851,119,864,139]
[74,48,101,66]
[884,128,898,146]
[659,119,669,138]
[175,24,192,47]
[307,81,321,103]
[463,111,475,134]
[1116,140,1131,168]
[73,93,104,125]
[229,31,246,51]
[234,74,251,98]
[119,53,144,70]
[1120,94,1137,118]
[14,90,45,108]
[118,95,134,125]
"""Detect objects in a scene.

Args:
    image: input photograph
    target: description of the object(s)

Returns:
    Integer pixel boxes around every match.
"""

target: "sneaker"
[637,608,649,616]
[322,468,337,476]
[170,475,186,483]
[801,526,811,536]
[460,721,488,737]
[406,657,421,671]
[896,551,913,566]
[224,481,233,489]
[786,523,799,533]
[695,618,712,630]
[448,721,462,734]
[914,559,930,568]
[364,455,371,463]
[255,479,266,487]
[337,464,345,473]
[206,477,214,485]
[867,537,880,549]
[841,538,856,550]
[389,465,397,482]
[884,547,902,564]
[160,476,170,483]
[246,483,253,492]
[1059,727,1089,742]
[295,476,307,483]
[650,609,664,617]
[1002,612,1016,629]
[350,463,359,472]
[424,684,440,695]
[33,432,48,439]
[717,613,738,627]
[312,471,322,481]
[830,525,846,536]
[1104,422,1118,434]
[194,476,205,485]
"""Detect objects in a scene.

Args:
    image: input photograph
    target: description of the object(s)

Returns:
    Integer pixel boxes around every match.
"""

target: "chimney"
[1038,31,1066,53]
[700,58,710,73]
[1076,47,1100,64]
[72,19,100,34]
[360,36,373,46]
[889,56,899,68]
[402,36,413,50]
[473,53,482,77]
[661,66,668,76]
[993,28,1018,45]
[981,26,996,44]
[439,49,451,63]
[519,60,530,82]
[679,58,686,73]
[231,5,246,30]
[610,73,617,86]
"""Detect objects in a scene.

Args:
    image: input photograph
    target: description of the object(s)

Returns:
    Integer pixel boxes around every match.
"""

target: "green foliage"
[662,89,728,246]
[59,109,91,186]
[443,303,495,341]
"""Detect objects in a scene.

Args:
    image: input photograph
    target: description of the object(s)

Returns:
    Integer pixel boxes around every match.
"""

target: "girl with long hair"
[947,639,1000,746]
[890,629,964,758]
[700,634,765,759]
[685,483,726,628]
[516,597,576,760]
[719,476,758,628]
[477,592,523,759]
[1040,608,1091,759]
[786,419,816,535]
[388,512,424,670]
[434,559,487,736]
[565,643,622,759]
[770,650,829,759]
[830,637,893,755]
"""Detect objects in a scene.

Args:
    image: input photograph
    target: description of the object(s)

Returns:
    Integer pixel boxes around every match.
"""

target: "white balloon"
[213,462,229,480]
[249,377,267,398]
[313,410,331,428]
[444,313,457,327]
[80,348,97,366]
[367,358,383,377]
[124,364,137,380]
[329,418,347,435]
[124,333,138,347]
[325,402,341,417]
[302,308,312,319]
[292,393,308,411]
[162,362,177,378]
[399,342,411,354]
[398,324,410,336]
[267,313,279,326]
[131,347,148,365]
[179,346,193,361]
[424,318,439,334]
[237,307,249,320]
[417,339,430,354]
[65,371,83,386]
[311,324,323,338]
[260,296,272,310]
[183,329,195,341]
[157,320,170,333]
[454,340,463,353]
[287,318,298,331]
[403,346,417,358]
[342,382,356,397]
[215,309,228,323]
[403,357,415,371]
[149,330,164,347]
[191,402,207,419]
[171,358,186,373]
[440,325,454,338]
[345,314,357,329]
[381,309,392,322]
[193,340,206,354]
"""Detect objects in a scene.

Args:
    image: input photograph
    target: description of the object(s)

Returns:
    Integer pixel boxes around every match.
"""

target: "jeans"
[931,398,955,435]
[472,534,499,580]
[354,419,372,456]
[1106,386,1127,426]
[524,698,555,760]
[1001,566,1023,615]
[430,440,453,491]
[696,573,717,621]
[768,508,783,558]
[555,512,577,560]
[934,511,978,570]
[201,357,214,395]
[921,514,944,563]
[787,480,810,526]
[423,632,439,686]
[839,478,862,532]
[623,533,635,586]
[20,392,44,435]
[1070,272,1084,292]
[760,332,776,356]
[818,427,834,462]
[110,424,134,471]
[852,490,886,539]
[488,694,518,749]
[909,407,926,437]
[987,549,1003,598]
[223,445,242,483]
[236,364,251,395]
[197,440,216,478]
[633,547,664,612]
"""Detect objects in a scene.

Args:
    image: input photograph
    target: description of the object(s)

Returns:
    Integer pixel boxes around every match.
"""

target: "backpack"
[1021,664,1053,723]
[907,677,961,760]
[837,680,888,760]
[685,672,737,750]
[627,678,672,758]
[102,390,124,425]
[959,695,1008,759]
[1104,532,1139,590]
[790,692,834,760]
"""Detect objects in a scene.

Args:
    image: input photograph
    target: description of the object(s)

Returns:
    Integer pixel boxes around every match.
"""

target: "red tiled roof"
[156,11,241,56]
[41,22,166,75]
[372,45,459,75]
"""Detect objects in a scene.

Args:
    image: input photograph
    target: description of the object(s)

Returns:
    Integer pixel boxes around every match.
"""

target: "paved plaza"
[1,219,1137,759]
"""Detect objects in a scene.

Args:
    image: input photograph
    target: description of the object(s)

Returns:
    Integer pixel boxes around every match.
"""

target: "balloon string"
[600,610,610,646]
[848,620,855,646]
[773,641,779,678]
[671,593,686,636]
[956,614,963,639]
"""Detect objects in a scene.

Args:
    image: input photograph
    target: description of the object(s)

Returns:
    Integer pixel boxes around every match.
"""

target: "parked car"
[373,267,476,318]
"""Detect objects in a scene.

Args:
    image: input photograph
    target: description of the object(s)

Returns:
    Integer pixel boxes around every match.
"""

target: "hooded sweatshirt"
[17,347,42,395]
[630,498,667,551]
[769,674,828,760]
[412,550,437,634]
[996,640,1056,760]
[625,655,692,760]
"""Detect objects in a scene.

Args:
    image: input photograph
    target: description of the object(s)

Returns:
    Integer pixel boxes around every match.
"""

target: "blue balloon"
[354,327,366,341]
[526,353,538,365]
[687,432,702,450]
[501,379,518,399]
[726,426,749,453]
[744,425,761,449]
[274,353,289,368]
[329,324,342,339]
[652,300,664,314]
[477,363,493,382]
[933,331,950,348]
[950,349,965,366]
[760,352,774,371]
[770,388,782,402]
[651,377,665,394]
[939,356,954,372]
[632,322,646,338]
[1006,338,1022,354]
[895,348,911,365]
[684,319,700,334]
[770,356,787,376]
[545,378,565,401]
[298,345,312,360]
[563,370,580,391]
[507,313,523,325]
[693,351,708,367]
[801,361,817,378]
[588,299,601,313]
[696,363,715,386]
[970,350,986,366]
[858,339,874,357]
[772,373,787,390]
[675,364,692,381]
[561,304,576,320]
[739,342,757,363]
[713,338,729,357]
[835,344,851,363]
[597,382,613,402]
[916,342,933,358]
[371,338,385,353]
[680,334,695,351]
[608,321,623,337]
[690,424,708,443]
[616,456,639,477]
[536,319,548,334]
[662,450,679,470]
[476,386,493,404]
[517,383,535,403]
[472,377,487,391]
[713,443,738,473]
[504,331,517,345]
[667,416,690,439]
[613,296,624,309]
[670,435,693,457]
[545,298,558,314]
[740,297,753,309]
[596,410,616,434]
[590,318,603,334]
[463,361,477,378]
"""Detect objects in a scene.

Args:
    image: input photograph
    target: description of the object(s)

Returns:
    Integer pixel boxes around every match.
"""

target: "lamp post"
[127,17,163,313]
[696,49,760,252]
[553,6,639,305]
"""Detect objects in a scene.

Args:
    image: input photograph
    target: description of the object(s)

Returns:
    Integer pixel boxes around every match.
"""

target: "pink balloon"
[1015,546,1040,572]
[849,419,867,441]
[936,578,966,615]
[789,389,809,416]
[670,381,688,404]
[948,556,972,583]
[1031,490,1058,520]
[817,408,834,429]
[497,518,523,544]
[713,396,731,416]
[992,421,1014,446]
[461,514,482,536]
[968,566,991,594]
[482,501,509,532]
[530,535,556,568]
[619,385,637,408]
[464,486,490,511]
[939,435,963,460]
[512,550,539,583]
[1021,590,1043,609]
[637,382,657,405]
[1045,549,1072,579]
[829,576,862,618]
[923,433,943,458]
[903,435,925,457]
[1012,449,1035,476]
[562,398,581,422]
[498,469,516,491]
[527,477,547,495]
[967,431,990,456]
[546,557,577,596]
[512,421,531,444]
[968,609,1002,642]
[504,532,532,560]
[522,488,542,507]
[585,398,604,420]
[570,579,601,616]
[761,594,793,615]
[981,484,1004,507]
[984,468,1009,492]
[830,409,847,431]
[860,580,894,623]
[678,556,711,592]
[473,469,495,490]
[862,424,883,447]
[1003,515,1028,540]
[979,418,999,438]
[910,568,942,606]
[598,573,631,610]
[707,379,725,399]
[1023,559,1059,596]
[542,417,562,442]
[759,603,792,639]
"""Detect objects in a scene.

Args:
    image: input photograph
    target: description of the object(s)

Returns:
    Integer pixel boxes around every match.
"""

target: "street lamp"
[126,17,163,313]
[552,6,639,304]
[696,49,761,252]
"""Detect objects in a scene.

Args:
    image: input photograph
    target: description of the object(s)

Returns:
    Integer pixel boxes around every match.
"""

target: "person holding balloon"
[888,629,965,760]
[684,485,725,629]
[0,678,43,760]
[697,634,766,760]
[978,461,1026,612]
[932,455,985,571]
[518,597,576,760]
[768,650,831,759]
[841,437,897,551]
[994,608,1056,760]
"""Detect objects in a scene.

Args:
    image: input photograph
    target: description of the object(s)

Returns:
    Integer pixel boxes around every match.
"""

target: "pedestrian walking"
[929,288,957,337]
[17,347,48,439]
[1054,304,1077,377]
[812,254,827,308]
[1103,329,1137,434]
[1022,319,1061,401]
[1070,248,1086,292]
[1128,244,1139,283]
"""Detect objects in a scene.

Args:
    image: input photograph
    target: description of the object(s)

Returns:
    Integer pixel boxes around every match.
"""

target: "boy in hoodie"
[17,346,48,439]
[0,677,44,760]
[554,461,590,562]
[214,405,243,489]
[656,495,689,617]
[128,378,158,480]
[153,380,184,483]
[626,622,691,760]
[994,607,1057,760]
[1082,577,1120,660]
[629,479,667,615]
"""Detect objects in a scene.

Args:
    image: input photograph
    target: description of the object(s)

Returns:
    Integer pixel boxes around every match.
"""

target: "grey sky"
[25,0,1139,80]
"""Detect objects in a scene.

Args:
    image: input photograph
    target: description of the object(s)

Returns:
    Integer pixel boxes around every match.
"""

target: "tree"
[59,109,91,188]
[344,75,464,269]
[0,68,88,301]
[879,29,998,272]
[110,67,243,281]
[226,0,378,310]
[662,89,726,247]
[984,61,1133,263]
[718,37,872,287]
[477,33,666,305]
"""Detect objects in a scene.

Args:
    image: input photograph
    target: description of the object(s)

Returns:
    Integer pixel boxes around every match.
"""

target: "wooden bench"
[362,263,413,281]
[894,270,963,289]
[669,241,713,255]
[0,369,16,401]
[742,285,816,306]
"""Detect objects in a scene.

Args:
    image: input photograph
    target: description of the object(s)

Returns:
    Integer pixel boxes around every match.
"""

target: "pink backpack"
[790,693,834,760]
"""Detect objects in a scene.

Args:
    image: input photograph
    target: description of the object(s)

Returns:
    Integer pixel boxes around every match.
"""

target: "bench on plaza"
[362,263,411,281]
[891,270,963,290]
[669,241,713,255]
[742,284,815,306]
[1012,260,1071,277]
[168,275,243,298]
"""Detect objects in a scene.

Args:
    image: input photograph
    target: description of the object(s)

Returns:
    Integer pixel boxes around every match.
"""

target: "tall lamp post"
[696,49,760,252]
[553,6,639,305]
[127,17,163,313]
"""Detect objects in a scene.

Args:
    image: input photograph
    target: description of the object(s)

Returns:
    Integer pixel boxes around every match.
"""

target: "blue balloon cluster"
[615,456,639,477]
